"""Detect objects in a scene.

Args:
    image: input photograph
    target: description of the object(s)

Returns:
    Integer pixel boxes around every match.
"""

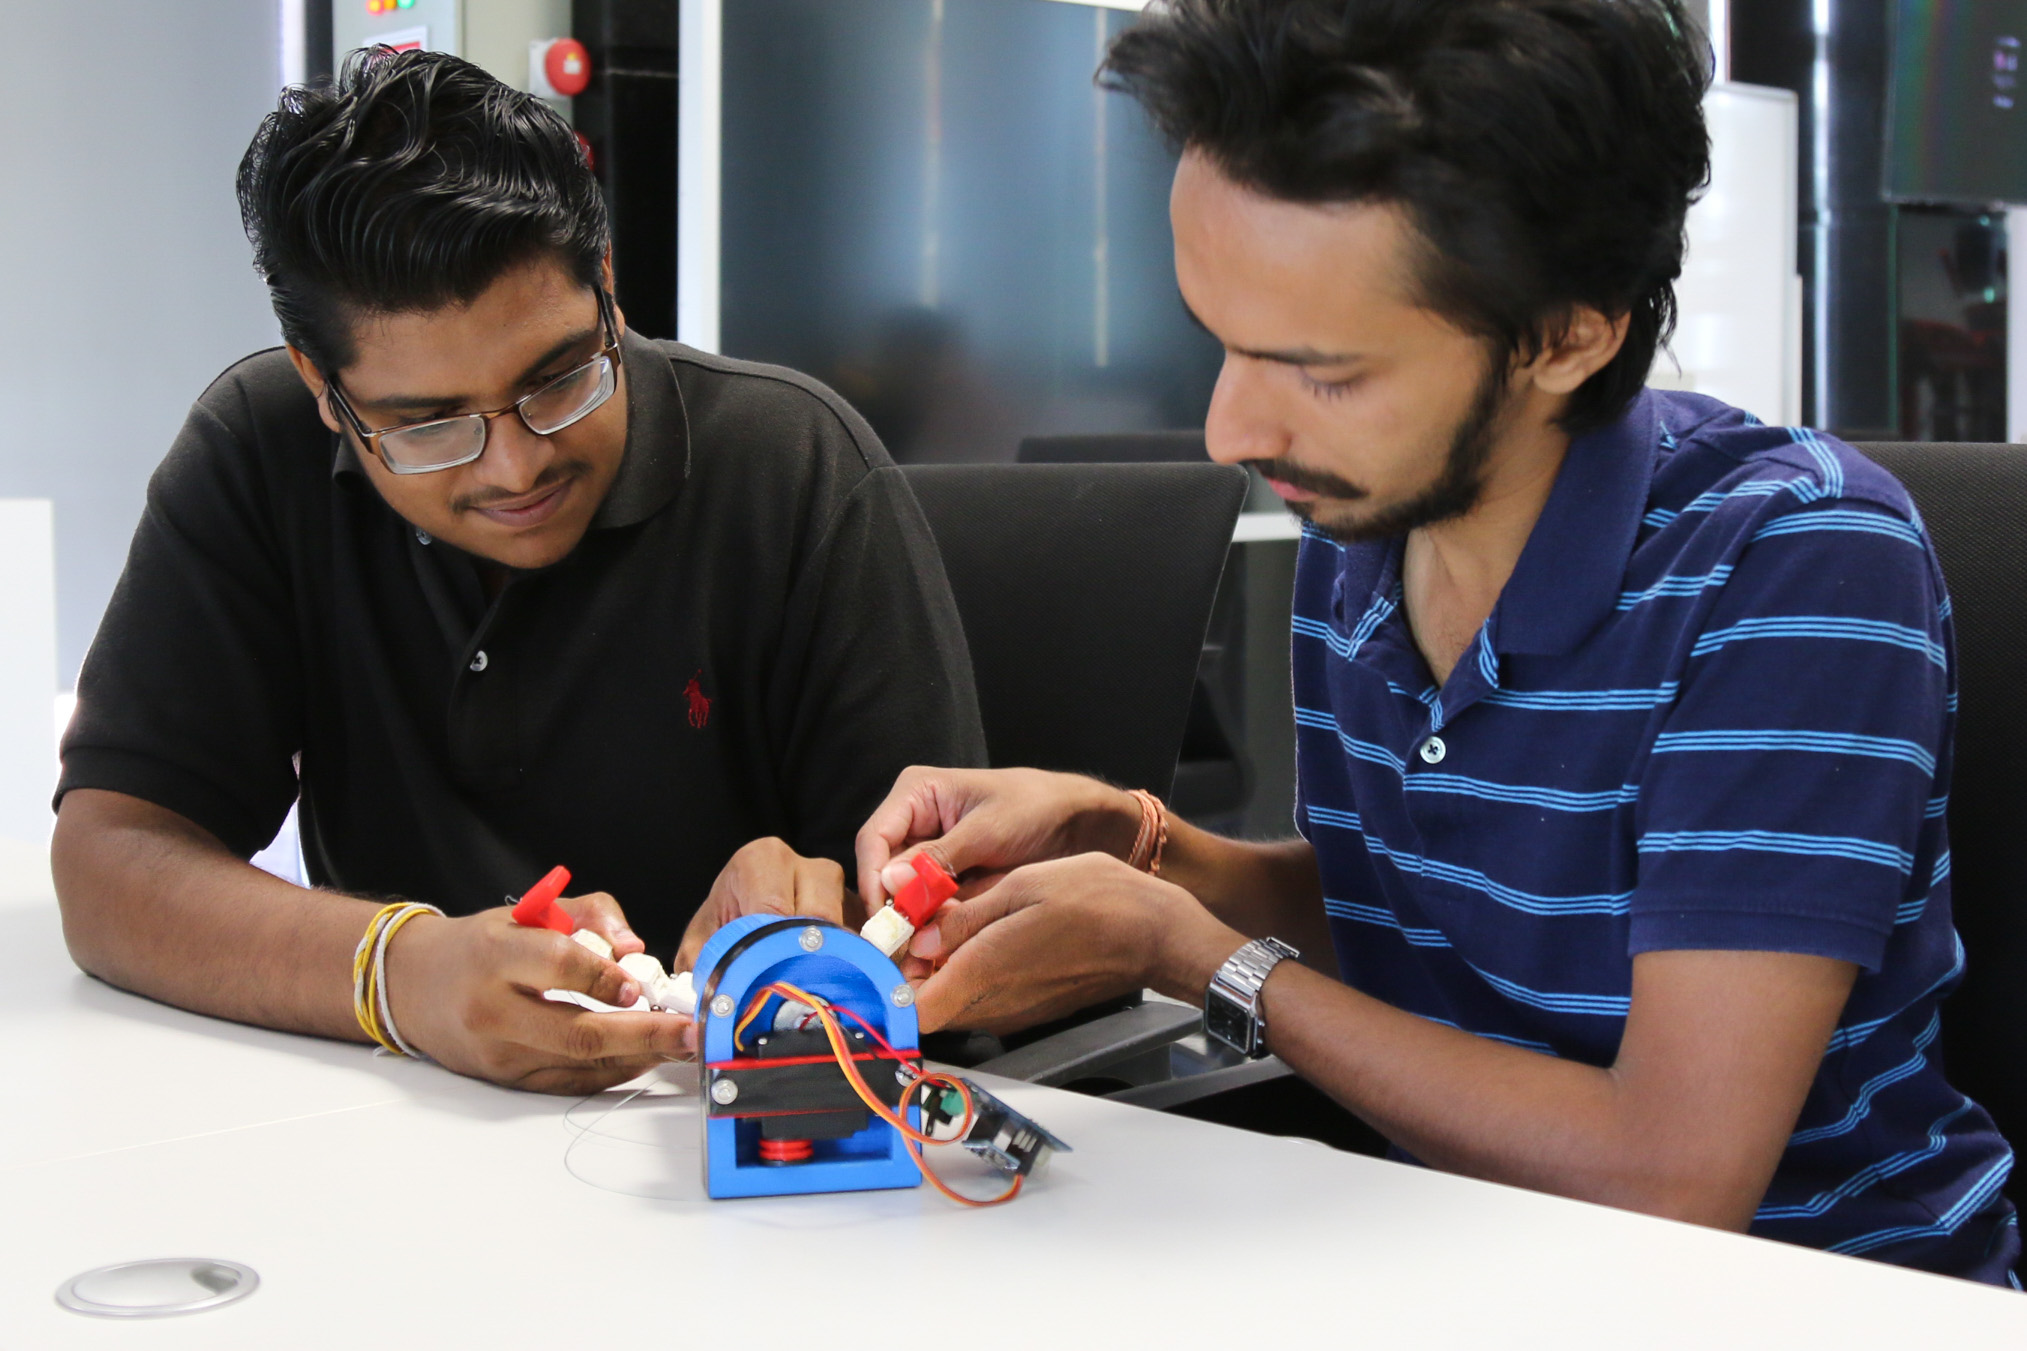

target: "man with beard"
[851,0,2020,1283]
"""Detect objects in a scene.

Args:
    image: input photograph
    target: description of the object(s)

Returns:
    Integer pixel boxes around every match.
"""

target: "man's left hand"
[676,837,860,973]
[909,852,1244,1034]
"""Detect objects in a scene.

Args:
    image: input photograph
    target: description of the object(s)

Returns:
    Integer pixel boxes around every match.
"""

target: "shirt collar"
[1489,388,1658,657]
[328,328,690,532]
[591,329,690,530]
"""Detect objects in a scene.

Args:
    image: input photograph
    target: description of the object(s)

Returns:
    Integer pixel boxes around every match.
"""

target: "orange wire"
[765,982,948,1144]
[732,989,773,1050]
[763,980,1023,1207]
[895,1074,1025,1209]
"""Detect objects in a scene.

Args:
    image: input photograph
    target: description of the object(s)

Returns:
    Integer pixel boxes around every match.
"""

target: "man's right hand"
[383,893,693,1094]
[853,766,1144,925]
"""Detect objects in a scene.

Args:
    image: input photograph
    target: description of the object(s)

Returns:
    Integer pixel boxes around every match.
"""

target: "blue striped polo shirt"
[1290,388,2019,1283]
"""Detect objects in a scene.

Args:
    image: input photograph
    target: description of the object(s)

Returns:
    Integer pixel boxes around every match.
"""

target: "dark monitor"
[719,0,1221,463]
[1887,0,2027,205]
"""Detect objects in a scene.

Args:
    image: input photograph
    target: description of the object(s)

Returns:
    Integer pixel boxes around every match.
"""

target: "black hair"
[1103,0,1711,432]
[237,48,609,374]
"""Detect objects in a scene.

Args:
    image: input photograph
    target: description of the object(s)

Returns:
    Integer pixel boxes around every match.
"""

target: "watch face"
[1206,991,1251,1053]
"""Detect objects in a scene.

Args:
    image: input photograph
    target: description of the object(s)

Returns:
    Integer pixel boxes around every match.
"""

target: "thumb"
[558,891,644,958]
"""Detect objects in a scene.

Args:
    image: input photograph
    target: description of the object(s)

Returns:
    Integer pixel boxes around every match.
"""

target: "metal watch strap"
[1205,936,1299,1058]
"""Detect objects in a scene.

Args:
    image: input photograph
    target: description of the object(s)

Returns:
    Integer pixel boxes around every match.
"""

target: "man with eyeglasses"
[49,51,984,1093]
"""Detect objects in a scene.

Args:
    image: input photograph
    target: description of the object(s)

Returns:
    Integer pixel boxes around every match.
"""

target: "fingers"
[491,911,641,1008]
[557,890,645,958]
[676,840,846,974]
[793,854,847,924]
[854,766,980,905]
[516,1059,668,1096]
[505,1002,695,1068]
[911,929,1038,1033]
[910,968,968,1033]
[721,839,844,919]
[908,869,1045,961]
[674,917,712,977]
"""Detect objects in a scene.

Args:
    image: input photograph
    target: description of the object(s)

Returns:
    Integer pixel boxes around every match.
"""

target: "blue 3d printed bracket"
[693,914,923,1199]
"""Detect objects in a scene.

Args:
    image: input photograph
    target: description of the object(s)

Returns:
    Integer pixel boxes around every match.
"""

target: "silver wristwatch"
[1204,937,1299,1058]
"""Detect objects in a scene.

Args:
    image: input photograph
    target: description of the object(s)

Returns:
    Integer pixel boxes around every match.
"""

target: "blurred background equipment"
[573,1,679,338]
[713,0,1221,465]
[1732,0,2027,443]
[1652,82,1803,427]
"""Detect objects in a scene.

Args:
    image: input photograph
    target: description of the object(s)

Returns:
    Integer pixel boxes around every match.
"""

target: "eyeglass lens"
[376,355,617,471]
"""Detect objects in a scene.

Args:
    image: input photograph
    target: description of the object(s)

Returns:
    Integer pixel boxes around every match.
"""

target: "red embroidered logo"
[684,671,712,729]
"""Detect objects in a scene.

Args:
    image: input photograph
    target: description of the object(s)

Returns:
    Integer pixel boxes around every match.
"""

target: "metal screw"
[799,926,825,952]
[891,984,915,1008]
[895,1066,914,1087]
[710,994,734,1018]
[710,1077,739,1105]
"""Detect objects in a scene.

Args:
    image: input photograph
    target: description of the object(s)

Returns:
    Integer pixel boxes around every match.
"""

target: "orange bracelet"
[1125,789,1169,876]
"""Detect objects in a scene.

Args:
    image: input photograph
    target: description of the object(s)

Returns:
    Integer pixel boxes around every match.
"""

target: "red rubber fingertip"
[511,865,575,933]
[913,853,960,902]
[892,855,958,927]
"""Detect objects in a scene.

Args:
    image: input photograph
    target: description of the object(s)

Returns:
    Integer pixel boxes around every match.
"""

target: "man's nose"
[474,413,555,493]
[1204,355,1289,467]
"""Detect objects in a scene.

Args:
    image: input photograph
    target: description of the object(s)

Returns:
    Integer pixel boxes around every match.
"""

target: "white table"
[3,845,2023,1348]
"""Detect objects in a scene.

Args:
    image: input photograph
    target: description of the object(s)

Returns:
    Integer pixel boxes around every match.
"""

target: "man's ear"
[1526,306,1630,398]
[601,252,627,337]
[285,345,344,436]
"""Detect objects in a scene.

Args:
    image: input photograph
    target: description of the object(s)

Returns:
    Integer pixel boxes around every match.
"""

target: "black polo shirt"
[57,331,986,952]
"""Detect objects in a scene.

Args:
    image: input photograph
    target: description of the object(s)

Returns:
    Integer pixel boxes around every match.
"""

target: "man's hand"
[854,767,1142,913]
[556,887,647,960]
[384,894,692,1095]
[674,837,854,974]
[910,852,1246,1033]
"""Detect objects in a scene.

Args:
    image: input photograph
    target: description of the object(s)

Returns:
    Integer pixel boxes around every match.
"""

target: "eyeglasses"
[323,290,624,475]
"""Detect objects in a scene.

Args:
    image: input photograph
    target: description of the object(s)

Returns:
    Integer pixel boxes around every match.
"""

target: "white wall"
[0,502,55,843]
[0,1,283,685]
[1656,82,1803,426]
[463,0,575,88]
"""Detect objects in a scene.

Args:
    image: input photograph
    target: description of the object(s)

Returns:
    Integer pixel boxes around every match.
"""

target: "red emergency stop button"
[544,38,592,98]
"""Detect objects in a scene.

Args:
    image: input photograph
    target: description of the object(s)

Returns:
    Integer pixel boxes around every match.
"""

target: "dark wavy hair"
[1103,0,1711,433]
[237,48,609,374]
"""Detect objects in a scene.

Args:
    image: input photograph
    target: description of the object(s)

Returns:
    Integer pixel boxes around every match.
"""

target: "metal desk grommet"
[56,1258,259,1318]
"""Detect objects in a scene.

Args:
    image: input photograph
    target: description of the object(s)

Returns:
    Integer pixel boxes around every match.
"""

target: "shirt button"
[1418,735,1447,765]
[415,529,432,545]
[469,650,489,673]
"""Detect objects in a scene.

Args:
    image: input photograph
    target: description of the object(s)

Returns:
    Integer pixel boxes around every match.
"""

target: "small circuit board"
[919,1077,1073,1177]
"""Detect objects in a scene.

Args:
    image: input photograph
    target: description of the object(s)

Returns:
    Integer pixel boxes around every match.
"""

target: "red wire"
[757,980,1023,1208]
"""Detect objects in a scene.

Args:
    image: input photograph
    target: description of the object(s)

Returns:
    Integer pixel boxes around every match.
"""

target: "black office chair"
[900,462,1249,1082]
[1016,433,1254,833]
[903,462,1247,797]
[1017,430,1212,465]
[1857,442,2027,1211]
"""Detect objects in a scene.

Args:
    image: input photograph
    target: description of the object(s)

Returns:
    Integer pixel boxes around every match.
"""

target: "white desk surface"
[2,843,2023,1348]
[1231,510,1304,543]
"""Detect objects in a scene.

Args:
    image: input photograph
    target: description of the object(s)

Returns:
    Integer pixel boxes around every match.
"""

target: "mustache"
[452,461,588,514]
[1246,457,1368,501]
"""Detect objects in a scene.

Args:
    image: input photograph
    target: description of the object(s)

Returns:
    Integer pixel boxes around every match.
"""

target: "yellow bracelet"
[352,904,406,1051]
[352,901,443,1056]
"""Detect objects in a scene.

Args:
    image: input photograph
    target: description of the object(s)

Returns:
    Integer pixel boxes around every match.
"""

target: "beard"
[1248,361,1508,546]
